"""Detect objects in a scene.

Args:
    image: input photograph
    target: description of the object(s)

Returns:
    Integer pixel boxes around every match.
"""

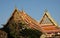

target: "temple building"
[0,8,60,38]
[40,10,60,38]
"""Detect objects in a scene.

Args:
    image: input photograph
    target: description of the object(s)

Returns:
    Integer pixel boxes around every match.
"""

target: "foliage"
[20,28,42,38]
[2,20,42,38]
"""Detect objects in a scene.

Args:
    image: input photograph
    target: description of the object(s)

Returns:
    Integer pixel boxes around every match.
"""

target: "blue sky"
[0,0,60,28]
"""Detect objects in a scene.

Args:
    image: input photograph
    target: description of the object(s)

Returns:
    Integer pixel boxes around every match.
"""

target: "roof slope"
[40,25,60,33]
[18,10,41,30]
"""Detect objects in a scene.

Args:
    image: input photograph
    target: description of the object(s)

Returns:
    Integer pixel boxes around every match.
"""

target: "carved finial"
[44,8,48,13]
[21,8,25,13]
[22,8,24,12]
[14,5,18,11]
[15,5,17,9]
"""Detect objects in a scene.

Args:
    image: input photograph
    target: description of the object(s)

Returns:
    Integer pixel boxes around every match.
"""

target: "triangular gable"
[39,10,57,26]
